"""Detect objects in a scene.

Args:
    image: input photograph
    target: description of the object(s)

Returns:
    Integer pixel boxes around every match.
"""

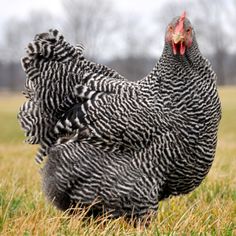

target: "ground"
[0,87,235,235]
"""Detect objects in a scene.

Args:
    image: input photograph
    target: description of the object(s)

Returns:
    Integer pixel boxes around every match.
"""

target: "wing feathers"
[18,29,156,163]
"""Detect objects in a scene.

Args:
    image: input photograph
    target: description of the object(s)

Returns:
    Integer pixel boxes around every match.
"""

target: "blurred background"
[0,0,236,91]
[0,2,236,234]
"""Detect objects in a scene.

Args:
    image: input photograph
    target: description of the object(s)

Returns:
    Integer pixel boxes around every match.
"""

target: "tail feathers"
[54,85,108,138]
[18,101,39,143]
[24,29,84,63]
[18,29,128,164]
[35,146,48,164]
[18,29,86,164]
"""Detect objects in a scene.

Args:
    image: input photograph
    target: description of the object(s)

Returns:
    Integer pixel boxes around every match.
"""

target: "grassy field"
[0,87,235,235]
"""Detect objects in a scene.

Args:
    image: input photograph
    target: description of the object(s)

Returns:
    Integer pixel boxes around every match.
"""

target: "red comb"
[180,11,186,21]
[175,11,186,33]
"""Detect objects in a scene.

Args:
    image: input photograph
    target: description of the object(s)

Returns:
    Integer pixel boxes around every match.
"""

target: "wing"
[54,82,164,152]
[18,29,127,164]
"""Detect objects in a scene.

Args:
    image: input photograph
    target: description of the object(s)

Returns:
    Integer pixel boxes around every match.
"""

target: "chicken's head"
[165,11,193,55]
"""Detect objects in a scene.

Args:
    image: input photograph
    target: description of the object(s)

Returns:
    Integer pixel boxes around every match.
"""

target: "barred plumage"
[18,14,221,220]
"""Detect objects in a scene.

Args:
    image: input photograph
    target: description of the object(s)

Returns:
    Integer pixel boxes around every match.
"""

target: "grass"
[0,87,236,235]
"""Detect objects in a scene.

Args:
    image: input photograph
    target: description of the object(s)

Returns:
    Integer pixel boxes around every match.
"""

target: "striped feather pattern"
[18,19,221,220]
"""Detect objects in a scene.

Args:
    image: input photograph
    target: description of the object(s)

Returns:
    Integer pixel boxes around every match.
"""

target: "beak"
[171,31,186,55]
[172,32,184,44]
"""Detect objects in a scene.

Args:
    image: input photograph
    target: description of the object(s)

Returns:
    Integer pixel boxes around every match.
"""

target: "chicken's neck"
[147,37,212,85]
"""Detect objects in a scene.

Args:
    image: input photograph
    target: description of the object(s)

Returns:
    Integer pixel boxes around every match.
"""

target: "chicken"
[18,12,221,220]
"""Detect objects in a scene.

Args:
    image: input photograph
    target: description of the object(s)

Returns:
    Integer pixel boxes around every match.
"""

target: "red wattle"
[172,42,177,55]
[180,42,186,55]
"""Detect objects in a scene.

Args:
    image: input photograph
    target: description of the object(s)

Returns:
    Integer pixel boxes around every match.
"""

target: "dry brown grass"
[0,88,235,235]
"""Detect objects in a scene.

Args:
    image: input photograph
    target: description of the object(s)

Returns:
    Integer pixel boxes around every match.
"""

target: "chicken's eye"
[186,28,192,33]
[168,25,174,32]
